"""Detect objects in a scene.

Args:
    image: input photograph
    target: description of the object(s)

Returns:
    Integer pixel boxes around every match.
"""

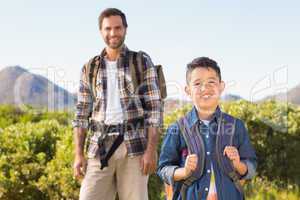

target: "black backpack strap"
[216,113,244,195]
[176,117,205,200]
[100,134,124,170]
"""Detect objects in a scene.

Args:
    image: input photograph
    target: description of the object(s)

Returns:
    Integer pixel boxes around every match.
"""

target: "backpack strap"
[129,51,144,94]
[216,113,244,195]
[85,55,101,101]
[176,117,205,200]
[129,50,167,99]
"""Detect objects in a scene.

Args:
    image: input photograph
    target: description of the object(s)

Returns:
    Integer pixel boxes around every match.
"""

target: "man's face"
[185,67,224,111]
[100,15,126,49]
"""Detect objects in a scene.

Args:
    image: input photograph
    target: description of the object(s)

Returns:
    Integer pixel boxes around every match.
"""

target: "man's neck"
[105,46,122,61]
[197,106,217,121]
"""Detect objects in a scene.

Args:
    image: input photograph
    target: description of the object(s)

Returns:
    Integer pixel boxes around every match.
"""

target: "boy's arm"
[224,146,248,176]
[157,124,182,185]
[174,154,198,181]
[235,119,257,179]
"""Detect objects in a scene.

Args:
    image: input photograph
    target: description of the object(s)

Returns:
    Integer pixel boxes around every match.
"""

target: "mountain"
[263,84,300,105]
[0,66,75,110]
[221,94,243,101]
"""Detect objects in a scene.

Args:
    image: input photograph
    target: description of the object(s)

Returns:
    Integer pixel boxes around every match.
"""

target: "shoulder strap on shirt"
[85,55,101,101]
[216,113,244,195]
[176,116,205,200]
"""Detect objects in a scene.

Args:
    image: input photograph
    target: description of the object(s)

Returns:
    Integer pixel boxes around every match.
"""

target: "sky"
[0,0,299,101]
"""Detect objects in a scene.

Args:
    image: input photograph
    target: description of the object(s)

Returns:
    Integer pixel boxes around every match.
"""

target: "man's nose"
[109,29,117,36]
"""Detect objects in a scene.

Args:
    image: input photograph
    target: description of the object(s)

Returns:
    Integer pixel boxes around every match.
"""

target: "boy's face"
[185,67,225,111]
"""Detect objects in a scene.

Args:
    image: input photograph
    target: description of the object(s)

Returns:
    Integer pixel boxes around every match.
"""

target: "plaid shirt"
[72,45,163,158]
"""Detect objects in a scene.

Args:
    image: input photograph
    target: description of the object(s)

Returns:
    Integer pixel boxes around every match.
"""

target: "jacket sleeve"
[72,64,93,129]
[157,123,183,185]
[139,53,163,127]
[236,119,257,180]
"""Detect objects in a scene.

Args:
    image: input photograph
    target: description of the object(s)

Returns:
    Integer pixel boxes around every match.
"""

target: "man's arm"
[140,127,159,175]
[139,53,163,175]
[73,127,88,179]
[72,64,93,179]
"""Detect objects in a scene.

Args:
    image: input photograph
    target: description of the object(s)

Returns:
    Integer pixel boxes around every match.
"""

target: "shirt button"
[207,151,210,155]
[207,169,211,173]
[205,187,209,192]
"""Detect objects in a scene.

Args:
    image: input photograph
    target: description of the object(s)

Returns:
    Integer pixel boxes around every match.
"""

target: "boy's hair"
[186,57,221,84]
[98,8,128,30]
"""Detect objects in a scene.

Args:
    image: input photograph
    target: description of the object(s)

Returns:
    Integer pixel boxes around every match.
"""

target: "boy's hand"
[223,146,241,168]
[183,154,198,178]
[224,146,248,176]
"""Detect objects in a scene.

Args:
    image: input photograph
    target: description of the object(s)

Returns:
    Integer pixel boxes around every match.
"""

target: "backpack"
[170,112,244,200]
[84,50,167,101]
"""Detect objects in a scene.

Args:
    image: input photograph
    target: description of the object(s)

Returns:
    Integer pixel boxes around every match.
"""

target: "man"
[72,8,163,200]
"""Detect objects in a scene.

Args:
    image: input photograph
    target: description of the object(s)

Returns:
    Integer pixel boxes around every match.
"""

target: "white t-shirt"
[104,59,124,125]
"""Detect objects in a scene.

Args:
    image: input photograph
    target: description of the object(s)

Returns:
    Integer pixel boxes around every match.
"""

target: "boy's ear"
[185,85,191,97]
[219,81,225,93]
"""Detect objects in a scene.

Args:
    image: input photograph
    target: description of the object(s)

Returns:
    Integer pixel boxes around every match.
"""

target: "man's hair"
[98,8,128,30]
[186,57,221,84]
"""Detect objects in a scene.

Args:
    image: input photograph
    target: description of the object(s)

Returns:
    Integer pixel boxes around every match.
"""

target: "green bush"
[37,126,80,200]
[0,120,63,200]
[0,101,299,200]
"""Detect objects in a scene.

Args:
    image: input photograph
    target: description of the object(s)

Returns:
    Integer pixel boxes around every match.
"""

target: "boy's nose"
[199,84,206,92]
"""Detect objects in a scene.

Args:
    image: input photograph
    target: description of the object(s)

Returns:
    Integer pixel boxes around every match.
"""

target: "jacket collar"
[185,106,222,128]
[100,44,129,59]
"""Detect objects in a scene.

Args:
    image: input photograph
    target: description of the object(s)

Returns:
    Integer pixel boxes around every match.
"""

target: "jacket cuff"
[240,160,256,180]
[72,119,89,129]
[159,165,179,186]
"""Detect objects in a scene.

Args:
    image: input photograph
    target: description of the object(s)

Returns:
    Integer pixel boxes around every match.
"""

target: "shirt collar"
[186,106,222,128]
[100,44,129,59]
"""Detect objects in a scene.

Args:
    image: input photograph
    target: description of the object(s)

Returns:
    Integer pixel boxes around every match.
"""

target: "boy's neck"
[196,106,218,121]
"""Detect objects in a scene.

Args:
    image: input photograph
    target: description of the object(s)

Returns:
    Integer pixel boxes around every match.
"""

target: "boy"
[157,57,257,200]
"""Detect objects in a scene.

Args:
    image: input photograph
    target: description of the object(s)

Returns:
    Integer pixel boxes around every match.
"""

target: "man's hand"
[73,127,87,180]
[141,127,159,175]
[183,154,198,178]
[73,154,87,180]
[140,148,157,175]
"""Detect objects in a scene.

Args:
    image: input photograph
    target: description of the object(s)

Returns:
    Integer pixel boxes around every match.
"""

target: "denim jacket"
[157,106,257,200]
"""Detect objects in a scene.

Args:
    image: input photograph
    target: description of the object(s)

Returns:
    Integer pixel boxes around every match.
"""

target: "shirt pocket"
[95,79,103,99]
[123,72,135,96]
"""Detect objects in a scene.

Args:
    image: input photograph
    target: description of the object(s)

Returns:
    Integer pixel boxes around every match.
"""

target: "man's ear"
[185,85,191,97]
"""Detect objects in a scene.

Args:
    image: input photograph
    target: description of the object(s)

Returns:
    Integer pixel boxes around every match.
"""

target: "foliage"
[0,101,299,199]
